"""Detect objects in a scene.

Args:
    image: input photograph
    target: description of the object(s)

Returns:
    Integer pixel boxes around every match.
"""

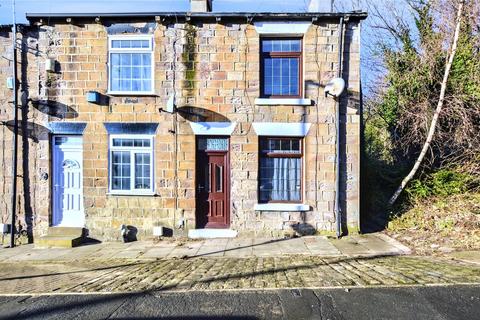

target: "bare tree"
[388,0,465,205]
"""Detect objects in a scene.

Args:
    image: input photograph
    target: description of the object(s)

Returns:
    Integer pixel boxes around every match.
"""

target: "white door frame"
[51,135,85,227]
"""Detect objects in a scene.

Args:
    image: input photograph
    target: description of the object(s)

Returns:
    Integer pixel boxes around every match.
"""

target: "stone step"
[188,229,238,239]
[46,227,85,238]
[35,236,84,248]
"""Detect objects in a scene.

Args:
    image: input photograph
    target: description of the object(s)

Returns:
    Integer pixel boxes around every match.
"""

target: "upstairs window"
[261,38,302,98]
[108,35,154,94]
[109,135,154,194]
[259,137,303,203]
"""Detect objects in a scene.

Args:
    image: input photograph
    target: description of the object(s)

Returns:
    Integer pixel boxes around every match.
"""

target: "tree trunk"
[388,0,465,206]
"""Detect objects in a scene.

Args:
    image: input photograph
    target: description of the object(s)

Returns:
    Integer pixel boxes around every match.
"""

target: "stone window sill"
[255,98,313,106]
[106,192,157,197]
[254,203,311,212]
[107,91,157,97]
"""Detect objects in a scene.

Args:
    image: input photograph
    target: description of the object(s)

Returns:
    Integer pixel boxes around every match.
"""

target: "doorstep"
[35,227,86,249]
[188,229,238,239]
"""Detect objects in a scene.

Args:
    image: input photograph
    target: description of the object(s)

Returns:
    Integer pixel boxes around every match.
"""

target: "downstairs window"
[109,135,154,194]
[259,137,303,203]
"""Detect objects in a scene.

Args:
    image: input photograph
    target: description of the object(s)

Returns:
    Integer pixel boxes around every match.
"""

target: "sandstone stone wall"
[0,28,14,240]
[0,18,362,242]
[1,27,48,245]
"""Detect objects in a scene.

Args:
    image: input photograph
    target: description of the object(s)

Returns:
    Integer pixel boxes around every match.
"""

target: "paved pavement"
[0,233,410,261]
[0,286,479,319]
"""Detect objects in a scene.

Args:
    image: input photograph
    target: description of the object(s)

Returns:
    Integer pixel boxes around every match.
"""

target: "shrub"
[406,169,473,199]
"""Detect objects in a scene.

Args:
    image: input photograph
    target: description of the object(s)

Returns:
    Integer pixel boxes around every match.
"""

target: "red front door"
[196,137,230,229]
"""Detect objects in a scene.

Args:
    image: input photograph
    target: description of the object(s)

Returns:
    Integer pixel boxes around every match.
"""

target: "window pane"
[263,57,299,96]
[130,40,143,48]
[111,54,120,65]
[262,39,301,53]
[141,65,151,78]
[215,165,223,192]
[120,54,131,65]
[132,79,142,92]
[110,52,152,92]
[142,80,152,92]
[262,138,301,154]
[142,53,151,65]
[260,137,302,201]
[132,54,142,66]
[197,138,229,151]
[135,153,151,190]
[112,151,131,190]
[111,137,153,192]
[112,39,150,49]
[111,40,121,48]
[134,139,151,147]
[113,139,151,147]
[262,40,272,52]
[259,157,301,202]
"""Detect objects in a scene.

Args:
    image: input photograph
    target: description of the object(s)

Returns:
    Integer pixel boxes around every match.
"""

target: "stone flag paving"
[0,256,479,295]
[0,234,410,262]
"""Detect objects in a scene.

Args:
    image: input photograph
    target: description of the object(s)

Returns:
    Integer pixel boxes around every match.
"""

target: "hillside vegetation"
[362,0,480,253]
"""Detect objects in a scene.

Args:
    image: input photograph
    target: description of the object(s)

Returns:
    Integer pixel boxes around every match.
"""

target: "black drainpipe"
[335,16,345,238]
[10,1,19,248]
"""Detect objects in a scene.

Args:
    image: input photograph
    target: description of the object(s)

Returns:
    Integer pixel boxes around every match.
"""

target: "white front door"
[52,135,85,227]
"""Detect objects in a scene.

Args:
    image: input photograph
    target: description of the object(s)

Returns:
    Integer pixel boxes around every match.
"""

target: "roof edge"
[26,11,368,21]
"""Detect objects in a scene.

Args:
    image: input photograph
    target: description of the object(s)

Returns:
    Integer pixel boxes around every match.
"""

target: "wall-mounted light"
[0,224,11,234]
[153,226,164,237]
[45,58,56,73]
[6,77,14,90]
[86,91,101,104]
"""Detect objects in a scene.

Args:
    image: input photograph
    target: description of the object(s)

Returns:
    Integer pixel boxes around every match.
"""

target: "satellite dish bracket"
[324,77,346,99]
[159,95,176,113]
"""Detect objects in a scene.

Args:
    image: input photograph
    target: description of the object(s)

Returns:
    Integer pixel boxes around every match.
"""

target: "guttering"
[335,16,345,239]
[26,11,367,22]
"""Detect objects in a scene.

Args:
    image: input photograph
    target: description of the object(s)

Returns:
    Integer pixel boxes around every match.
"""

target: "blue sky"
[0,0,408,90]
[0,0,335,24]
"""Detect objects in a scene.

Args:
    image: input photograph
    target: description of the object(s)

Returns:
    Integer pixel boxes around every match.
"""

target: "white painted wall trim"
[255,98,313,106]
[252,122,312,137]
[188,229,238,239]
[189,122,237,136]
[254,21,312,35]
[254,203,311,212]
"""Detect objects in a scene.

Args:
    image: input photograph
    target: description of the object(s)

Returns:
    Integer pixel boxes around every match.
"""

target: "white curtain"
[261,157,301,201]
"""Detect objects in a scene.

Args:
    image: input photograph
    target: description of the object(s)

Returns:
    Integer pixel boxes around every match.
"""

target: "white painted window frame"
[107,35,155,96]
[108,134,155,195]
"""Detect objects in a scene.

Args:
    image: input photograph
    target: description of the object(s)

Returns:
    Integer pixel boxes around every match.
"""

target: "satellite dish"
[164,95,176,113]
[324,78,346,98]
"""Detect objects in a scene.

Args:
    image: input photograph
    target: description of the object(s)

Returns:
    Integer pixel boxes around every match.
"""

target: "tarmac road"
[0,285,478,320]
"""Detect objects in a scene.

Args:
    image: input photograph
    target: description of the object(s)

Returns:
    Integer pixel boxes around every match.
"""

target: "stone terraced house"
[0,0,366,245]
